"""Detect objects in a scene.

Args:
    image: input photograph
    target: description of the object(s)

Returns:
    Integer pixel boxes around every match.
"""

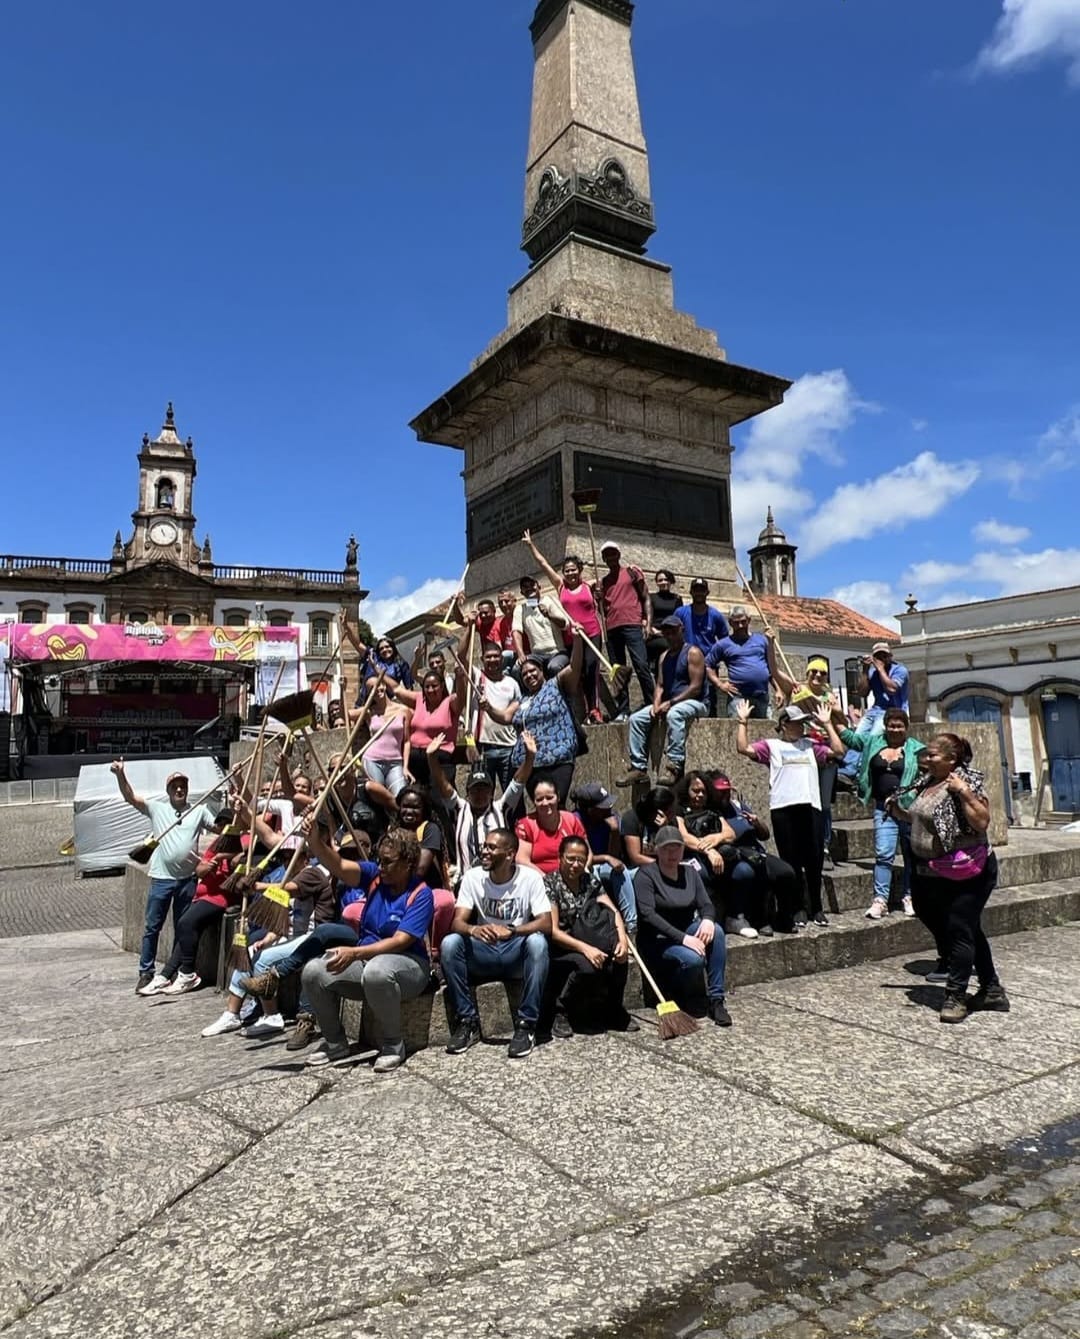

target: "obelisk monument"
[411,0,790,600]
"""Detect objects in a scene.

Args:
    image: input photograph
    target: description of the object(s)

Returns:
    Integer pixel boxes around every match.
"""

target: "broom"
[432,561,470,633]
[461,623,478,749]
[127,754,250,864]
[734,560,797,685]
[243,719,391,937]
[264,690,315,732]
[625,937,700,1040]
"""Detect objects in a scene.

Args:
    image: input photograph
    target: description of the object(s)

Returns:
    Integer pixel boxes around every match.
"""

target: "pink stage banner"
[9,623,300,664]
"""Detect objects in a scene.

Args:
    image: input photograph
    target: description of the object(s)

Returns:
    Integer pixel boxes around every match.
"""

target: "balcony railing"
[213,564,347,584]
[1,555,111,575]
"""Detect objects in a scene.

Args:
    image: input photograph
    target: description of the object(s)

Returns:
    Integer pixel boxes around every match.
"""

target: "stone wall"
[232,719,1008,848]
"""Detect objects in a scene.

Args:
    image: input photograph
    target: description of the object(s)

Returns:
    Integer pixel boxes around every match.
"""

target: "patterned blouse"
[511,678,577,768]
[543,868,604,936]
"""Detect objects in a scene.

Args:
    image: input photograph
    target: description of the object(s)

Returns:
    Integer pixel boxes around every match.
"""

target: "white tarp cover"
[73,756,226,875]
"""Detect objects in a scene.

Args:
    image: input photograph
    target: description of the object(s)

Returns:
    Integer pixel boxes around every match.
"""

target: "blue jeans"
[593,861,637,934]
[140,876,196,974]
[872,808,913,904]
[439,931,549,1027]
[607,624,655,718]
[726,691,771,720]
[643,917,726,1002]
[227,930,331,1016]
[480,745,515,793]
[628,698,708,770]
[364,757,407,797]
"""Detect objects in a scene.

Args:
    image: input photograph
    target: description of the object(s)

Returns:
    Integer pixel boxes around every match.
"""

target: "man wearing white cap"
[595,539,654,719]
[111,761,219,993]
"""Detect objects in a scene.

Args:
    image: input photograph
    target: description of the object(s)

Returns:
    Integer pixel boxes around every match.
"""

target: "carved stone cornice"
[523,156,655,262]
[531,0,633,44]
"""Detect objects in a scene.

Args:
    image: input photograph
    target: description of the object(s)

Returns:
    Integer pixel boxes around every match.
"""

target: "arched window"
[170,612,192,627]
[156,478,176,509]
[268,610,292,628]
[223,610,248,627]
[67,608,92,625]
[127,611,148,625]
[20,605,45,625]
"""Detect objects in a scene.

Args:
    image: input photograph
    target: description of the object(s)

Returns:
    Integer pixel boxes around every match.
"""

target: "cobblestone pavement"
[0,805,124,938]
[633,1130,1080,1339]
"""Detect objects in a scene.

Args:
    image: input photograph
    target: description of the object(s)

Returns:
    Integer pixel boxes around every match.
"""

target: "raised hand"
[110,757,125,775]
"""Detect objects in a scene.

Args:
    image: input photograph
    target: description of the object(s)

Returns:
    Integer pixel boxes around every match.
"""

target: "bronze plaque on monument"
[467,455,563,559]
[574,452,731,544]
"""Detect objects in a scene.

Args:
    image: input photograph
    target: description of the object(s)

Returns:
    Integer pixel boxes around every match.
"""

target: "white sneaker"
[241,1012,285,1039]
[238,994,259,1023]
[162,972,201,995]
[201,1011,242,1037]
[902,895,915,917]
[373,1044,406,1074]
[137,973,172,997]
[738,924,759,939]
[864,899,888,920]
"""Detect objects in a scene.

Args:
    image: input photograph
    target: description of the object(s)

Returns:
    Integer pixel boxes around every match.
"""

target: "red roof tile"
[754,594,896,642]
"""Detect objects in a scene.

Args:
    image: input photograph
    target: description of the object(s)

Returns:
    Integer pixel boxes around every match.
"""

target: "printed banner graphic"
[8,623,300,665]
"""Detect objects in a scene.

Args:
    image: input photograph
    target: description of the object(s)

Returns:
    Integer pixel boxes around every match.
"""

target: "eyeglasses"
[480,843,507,854]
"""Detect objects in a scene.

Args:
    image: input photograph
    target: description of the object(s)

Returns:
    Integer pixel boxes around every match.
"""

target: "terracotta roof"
[754,594,896,642]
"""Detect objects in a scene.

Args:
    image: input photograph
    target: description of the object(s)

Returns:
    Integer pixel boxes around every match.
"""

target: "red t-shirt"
[515,811,587,874]
[194,847,236,910]
[496,614,516,652]
[601,565,646,630]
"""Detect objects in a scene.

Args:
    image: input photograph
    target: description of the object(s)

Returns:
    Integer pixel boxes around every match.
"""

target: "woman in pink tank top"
[361,677,412,797]
[522,530,603,719]
[394,667,466,790]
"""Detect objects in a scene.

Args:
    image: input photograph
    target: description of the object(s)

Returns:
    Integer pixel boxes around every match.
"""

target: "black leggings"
[912,854,999,993]
[164,899,224,976]
[540,950,628,1030]
[770,805,825,917]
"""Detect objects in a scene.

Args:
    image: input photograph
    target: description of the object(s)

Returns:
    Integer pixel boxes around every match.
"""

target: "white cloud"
[383,574,411,596]
[1039,406,1080,450]
[798,452,981,559]
[827,581,901,631]
[972,518,1031,545]
[985,405,1080,496]
[904,558,973,589]
[911,418,929,433]
[361,577,459,635]
[733,369,869,553]
[975,0,1080,85]
[904,546,1080,601]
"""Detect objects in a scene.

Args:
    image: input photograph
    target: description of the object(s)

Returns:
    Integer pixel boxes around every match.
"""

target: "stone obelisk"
[411,0,790,599]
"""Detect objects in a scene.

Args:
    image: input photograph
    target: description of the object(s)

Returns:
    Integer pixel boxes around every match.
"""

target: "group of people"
[119,543,1008,1072]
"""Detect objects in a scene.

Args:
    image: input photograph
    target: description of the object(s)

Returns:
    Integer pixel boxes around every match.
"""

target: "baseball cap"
[654,825,684,848]
[710,773,732,792]
[871,641,891,654]
[779,704,811,724]
[690,577,709,591]
[575,781,614,810]
[165,772,189,787]
[599,539,620,554]
[660,614,683,629]
[465,769,494,792]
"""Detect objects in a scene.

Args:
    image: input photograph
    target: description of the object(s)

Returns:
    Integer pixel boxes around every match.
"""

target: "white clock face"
[149,521,178,547]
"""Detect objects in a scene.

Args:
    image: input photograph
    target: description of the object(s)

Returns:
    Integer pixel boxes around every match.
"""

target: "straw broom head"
[128,836,158,865]
[246,884,292,938]
[655,998,700,1040]
[264,690,315,732]
[226,923,252,976]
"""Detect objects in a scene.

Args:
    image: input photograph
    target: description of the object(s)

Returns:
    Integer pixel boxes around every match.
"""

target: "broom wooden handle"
[583,511,610,645]
[462,624,478,744]
[296,729,365,848]
[241,659,287,871]
[624,934,673,1008]
[144,753,251,846]
[734,562,796,684]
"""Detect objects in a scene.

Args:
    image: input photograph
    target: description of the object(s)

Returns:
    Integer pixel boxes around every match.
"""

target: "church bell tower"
[129,402,199,568]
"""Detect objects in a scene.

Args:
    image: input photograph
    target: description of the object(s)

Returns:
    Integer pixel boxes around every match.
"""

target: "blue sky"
[2,0,1078,632]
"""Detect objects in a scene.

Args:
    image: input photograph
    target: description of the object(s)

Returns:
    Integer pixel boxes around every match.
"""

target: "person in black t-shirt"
[646,570,682,678]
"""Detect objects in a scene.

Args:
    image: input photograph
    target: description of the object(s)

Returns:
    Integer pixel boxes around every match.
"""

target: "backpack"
[572,896,619,957]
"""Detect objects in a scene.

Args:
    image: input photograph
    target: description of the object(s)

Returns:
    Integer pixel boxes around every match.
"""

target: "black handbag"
[572,897,619,956]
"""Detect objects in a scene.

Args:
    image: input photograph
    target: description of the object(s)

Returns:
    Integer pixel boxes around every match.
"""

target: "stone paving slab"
[0,1100,249,1321]
[740,951,1080,1077]
[615,993,1023,1137]
[302,1144,924,1339]
[410,1034,844,1212]
[904,1066,1080,1159]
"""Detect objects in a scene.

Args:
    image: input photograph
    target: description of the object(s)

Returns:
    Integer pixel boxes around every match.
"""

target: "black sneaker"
[812,911,829,927]
[758,924,775,938]
[793,912,808,928]
[925,960,949,984]
[508,1025,536,1059]
[708,998,733,1028]
[551,1013,573,1040]
[608,1009,640,1033]
[822,848,835,871]
[940,991,968,1024]
[970,982,1010,1013]
[445,1019,481,1055]
[135,971,154,994]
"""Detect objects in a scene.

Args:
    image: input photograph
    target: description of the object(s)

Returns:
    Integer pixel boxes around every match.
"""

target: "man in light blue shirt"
[840,642,910,779]
[112,761,218,992]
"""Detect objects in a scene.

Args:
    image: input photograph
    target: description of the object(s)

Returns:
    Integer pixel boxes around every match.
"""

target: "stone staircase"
[123,792,1080,1049]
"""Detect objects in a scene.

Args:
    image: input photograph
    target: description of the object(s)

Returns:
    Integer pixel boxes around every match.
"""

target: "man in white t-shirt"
[441,827,551,1059]
[476,640,523,792]
[511,575,569,679]
[111,760,218,992]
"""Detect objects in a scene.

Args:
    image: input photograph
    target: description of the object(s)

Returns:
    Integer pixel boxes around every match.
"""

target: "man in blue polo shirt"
[706,606,782,719]
[840,641,910,779]
[675,579,729,714]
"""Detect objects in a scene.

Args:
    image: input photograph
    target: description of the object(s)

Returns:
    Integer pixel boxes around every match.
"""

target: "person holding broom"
[111,760,220,994]
[632,826,731,1027]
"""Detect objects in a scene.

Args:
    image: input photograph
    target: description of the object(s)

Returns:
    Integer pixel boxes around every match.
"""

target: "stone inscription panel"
[573,451,731,544]
[467,455,563,559]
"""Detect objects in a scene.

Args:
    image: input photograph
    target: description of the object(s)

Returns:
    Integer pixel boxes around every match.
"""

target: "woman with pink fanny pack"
[889,732,1009,1025]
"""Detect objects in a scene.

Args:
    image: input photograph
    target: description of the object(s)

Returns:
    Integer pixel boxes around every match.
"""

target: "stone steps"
[825,833,1080,912]
[341,879,1080,1049]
